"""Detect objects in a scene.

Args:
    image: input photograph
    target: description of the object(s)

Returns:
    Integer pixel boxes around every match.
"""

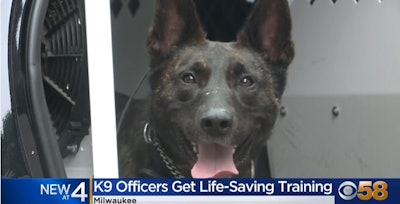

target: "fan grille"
[41,0,90,157]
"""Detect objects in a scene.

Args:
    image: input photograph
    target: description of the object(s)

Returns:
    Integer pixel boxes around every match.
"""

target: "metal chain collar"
[143,122,184,178]
[144,122,257,178]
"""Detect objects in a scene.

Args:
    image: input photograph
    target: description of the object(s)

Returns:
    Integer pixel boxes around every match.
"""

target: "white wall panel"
[268,0,400,177]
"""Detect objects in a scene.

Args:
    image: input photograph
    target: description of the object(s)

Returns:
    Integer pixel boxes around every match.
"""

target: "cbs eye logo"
[338,181,388,201]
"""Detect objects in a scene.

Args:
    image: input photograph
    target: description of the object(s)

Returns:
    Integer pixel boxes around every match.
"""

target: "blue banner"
[2,178,89,204]
[2,178,400,204]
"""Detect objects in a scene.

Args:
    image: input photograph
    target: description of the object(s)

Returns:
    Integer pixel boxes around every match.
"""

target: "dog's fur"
[118,0,294,178]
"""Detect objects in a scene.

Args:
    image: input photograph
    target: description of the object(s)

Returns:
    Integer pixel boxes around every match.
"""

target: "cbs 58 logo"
[338,181,388,201]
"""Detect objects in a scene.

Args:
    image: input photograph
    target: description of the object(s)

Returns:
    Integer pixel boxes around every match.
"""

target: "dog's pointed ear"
[238,0,294,98]
[147,0,205,67]
[238,0,294,66]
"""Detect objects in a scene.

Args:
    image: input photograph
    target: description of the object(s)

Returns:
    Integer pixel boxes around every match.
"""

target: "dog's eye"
[239,76,254,87]
[182,73,197,84]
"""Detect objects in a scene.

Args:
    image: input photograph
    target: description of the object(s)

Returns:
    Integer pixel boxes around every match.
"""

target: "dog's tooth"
[232,146,238,154]
[192,144,198,154]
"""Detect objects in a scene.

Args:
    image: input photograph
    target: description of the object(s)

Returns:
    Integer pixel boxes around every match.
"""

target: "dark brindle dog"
[118,0,294,178]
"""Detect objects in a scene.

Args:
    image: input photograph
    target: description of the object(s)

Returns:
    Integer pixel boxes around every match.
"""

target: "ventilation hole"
[332,0,337,4]
[128,0,140,18]
[111,0,123,17]
[310,0,316,6]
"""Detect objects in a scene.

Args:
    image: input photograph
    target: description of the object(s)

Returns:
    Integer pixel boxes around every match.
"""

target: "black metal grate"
[41,0,90,157]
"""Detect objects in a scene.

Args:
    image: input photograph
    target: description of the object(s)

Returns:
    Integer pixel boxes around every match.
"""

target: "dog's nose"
[200,109,233,136]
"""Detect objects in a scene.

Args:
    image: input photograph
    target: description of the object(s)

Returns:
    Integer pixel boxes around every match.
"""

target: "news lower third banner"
[2,179,399,204]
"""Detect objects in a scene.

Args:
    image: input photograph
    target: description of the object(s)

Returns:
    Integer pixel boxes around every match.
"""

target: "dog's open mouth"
[190,143,239,178]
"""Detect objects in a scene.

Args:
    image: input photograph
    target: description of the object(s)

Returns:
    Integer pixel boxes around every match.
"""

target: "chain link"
[144,122,184,178]
[153,137,185,178]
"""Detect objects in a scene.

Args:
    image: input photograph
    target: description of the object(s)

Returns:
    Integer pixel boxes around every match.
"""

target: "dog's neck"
[142,122,185,178]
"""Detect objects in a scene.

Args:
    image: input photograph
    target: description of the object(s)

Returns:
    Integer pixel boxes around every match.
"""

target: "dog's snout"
[200,109,233,136]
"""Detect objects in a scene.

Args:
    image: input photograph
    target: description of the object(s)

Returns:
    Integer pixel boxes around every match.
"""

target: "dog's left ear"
[238,0,294,98]
[147,0,206,67]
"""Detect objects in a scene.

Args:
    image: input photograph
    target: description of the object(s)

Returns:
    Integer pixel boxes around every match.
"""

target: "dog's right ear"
[147,0,205,67]
[237,0,294,99]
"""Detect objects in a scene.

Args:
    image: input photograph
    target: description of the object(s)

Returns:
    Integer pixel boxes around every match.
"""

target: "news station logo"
[338,180,388,201]
[40,181,88,203]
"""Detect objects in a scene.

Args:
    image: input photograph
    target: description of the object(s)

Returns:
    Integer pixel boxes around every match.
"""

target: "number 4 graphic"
[71,182,88,202]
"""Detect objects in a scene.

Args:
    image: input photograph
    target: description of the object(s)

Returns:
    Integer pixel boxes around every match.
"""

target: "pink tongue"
[191,144,239,178]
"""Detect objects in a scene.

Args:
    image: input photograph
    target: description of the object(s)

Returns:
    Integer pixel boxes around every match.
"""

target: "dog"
[117,0,294,178]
